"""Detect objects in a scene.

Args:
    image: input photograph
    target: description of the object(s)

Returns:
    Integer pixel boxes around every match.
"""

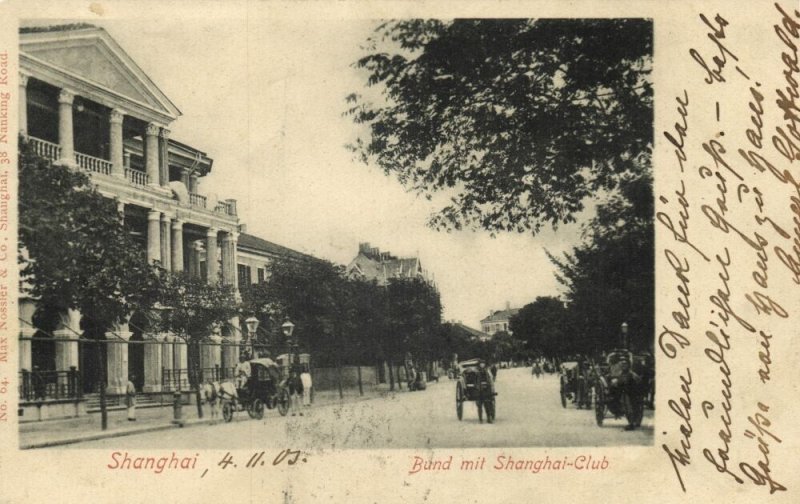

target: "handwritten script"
[658,3,798,496]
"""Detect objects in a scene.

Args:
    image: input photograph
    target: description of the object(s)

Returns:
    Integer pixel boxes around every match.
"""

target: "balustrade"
[125,168,149,186]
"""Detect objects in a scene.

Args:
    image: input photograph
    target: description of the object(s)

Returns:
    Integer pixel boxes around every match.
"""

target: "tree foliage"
[156,272,240,340]
[18,137,161,329]
[347,19,652,234]
[509,296,571,357]
[548,165,654,352]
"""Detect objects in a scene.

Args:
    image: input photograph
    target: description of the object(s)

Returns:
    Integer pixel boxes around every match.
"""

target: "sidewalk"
[19,382,420,449]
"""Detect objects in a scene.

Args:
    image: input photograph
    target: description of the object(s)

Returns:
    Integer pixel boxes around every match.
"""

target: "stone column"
[159,127,170,187]
[222,317,242,372]
[189,240,201,278]
[189,174,199,194]
[180,169,190,188]
[18,300,36,372]
[57,89,75,165]
[220,232,238,288]
[145,123,160,187]
[173,338,188,389]
[109,108,125,178]
[206,228,219,284]
[142,335,163,393]
[105,324,131,395]
[160,333,174,389]
[147,210,161,265]
[117,201,125,224]
[53,309,80,375]
[19,73,29,136]
[171,219,184,273]
[160,214,171,271]
[123,151,132,170]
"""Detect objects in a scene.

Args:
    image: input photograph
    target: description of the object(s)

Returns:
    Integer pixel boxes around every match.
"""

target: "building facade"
[17,24,310,416]
[480,303,519,336]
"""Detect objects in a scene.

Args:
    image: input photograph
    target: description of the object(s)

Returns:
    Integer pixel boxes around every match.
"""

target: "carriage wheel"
[595,386,605,426]
[277,388,290,416]
[222,401,234,423]
[560,381,567,409]
[456,383,464,421]
[624,391,644,428]
[251,398,265,420]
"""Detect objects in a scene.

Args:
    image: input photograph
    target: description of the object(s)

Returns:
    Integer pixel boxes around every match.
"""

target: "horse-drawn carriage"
[593,350,650,429]
[220,358,291,422]
[455,359,497,423]
[559,360,592,409]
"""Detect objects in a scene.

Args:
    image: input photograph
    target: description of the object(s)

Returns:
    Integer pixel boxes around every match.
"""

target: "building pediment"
[21,25,181,124]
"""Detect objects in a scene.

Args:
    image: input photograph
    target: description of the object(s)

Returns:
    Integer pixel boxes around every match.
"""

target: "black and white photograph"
[3,1,800,503]
[15,16,654,451]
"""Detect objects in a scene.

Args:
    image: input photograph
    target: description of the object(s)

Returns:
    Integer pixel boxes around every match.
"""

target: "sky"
[79,14,587,328]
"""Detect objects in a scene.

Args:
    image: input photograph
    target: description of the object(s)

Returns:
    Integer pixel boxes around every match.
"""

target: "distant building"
[480,302,519,336]
[346,242,427,286]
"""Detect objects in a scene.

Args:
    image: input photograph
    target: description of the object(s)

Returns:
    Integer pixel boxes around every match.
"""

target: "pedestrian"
[300,364,312,408]
[204,379,219,419]
[235,354,251,390]
[288,366,304,416]
[490,363,498,381]
[32,365,46,401]
[126,375,137,421]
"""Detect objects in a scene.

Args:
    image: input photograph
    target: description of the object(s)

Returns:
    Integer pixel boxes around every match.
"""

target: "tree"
[509,296,571,357]
[18,136,161,330]
[156,272,239,341]
[385,277,442,368]
[346,19,652,234]
[548,165,654,352]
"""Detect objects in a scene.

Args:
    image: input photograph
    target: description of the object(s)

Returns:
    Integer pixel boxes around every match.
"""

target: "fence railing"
[125,168,149,186]
[19,368,82,402]
[189,192,207,209]
[214,200,236,216]
[28,136,61,161]
[75,151,113,175]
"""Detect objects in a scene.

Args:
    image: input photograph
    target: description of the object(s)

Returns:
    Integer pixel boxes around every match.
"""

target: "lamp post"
[621,322,629,349]
[245,316,259,357]
[281,320,295,367]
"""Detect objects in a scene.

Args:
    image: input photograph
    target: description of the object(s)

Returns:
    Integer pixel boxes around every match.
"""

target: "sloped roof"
[346,252,424,285]
[237,233,315,262]
[20,23,181,124]
[481,308,520,323]
[452,323,491,341]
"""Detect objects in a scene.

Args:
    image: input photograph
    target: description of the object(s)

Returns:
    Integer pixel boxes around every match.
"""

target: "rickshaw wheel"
[251,398,265,420]
[222,401,234,423]
[560,381,567,409]
[595,386,605,426]
[456,383,464,421]
[277,388,290,416]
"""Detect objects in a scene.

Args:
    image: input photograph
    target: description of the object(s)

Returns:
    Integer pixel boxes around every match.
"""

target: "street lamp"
[281,320,295,366]
[245,315,259,357]
[621,322,629,349]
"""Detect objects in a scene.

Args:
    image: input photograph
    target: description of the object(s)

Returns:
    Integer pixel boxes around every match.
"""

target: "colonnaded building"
[17,24,310,418]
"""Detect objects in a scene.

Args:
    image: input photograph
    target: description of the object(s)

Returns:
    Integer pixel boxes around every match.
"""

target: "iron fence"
[19,368,82,402]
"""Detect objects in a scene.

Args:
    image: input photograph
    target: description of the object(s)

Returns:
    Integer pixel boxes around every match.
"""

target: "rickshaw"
[455,359,497,423]
[221,357,291,422]
[593,350,649,429]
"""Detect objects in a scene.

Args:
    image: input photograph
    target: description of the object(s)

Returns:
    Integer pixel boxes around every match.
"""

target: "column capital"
[110,108,125,124]
[159,127,171,139]
[206,227,219,238]
[222,231,239,243]
[160,213,171,223]
[58,89,75,105]
[19,73,30,87]
[106,331,133,342]
[171,218,184,230]
[145,122,161,136]
[147,209,162,221]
